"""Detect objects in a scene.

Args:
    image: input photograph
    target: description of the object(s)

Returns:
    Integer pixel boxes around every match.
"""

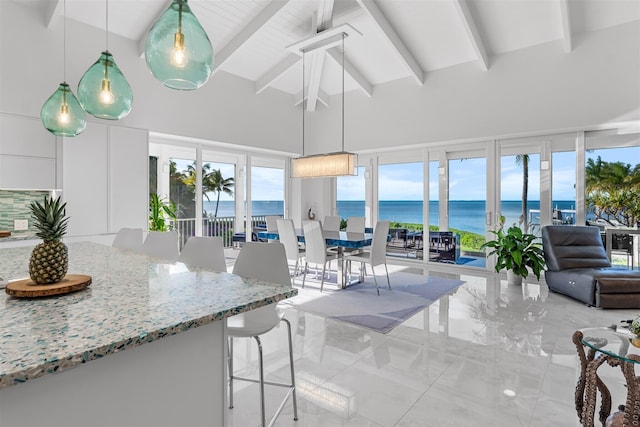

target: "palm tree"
[204,168,235,218]
[515,154,529,230]
[586,157,638,225]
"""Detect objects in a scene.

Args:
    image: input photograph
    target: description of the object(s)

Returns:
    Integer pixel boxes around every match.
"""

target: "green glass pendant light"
[78,0,133,120]
[41,83,87,137]
[40,0,86,137]
[144,0,213,90]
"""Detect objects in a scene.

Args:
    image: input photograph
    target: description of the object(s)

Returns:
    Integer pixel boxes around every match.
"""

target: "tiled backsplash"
[0,190,51,232]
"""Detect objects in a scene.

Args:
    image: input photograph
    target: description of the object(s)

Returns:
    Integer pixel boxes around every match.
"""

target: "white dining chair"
[265,215,279,232]
[302,220,339,292]
[112,227,143,252]
[277,219,305,281]
[344,216,367,256]
[178,236,227,271]
[141,230,179,261]
[346,220,391,295]
[323,215,341,232]
[228,242,298,427]
[346,216,365,233]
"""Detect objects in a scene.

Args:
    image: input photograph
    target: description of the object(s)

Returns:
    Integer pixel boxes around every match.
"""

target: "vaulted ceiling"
[21,0,640,112]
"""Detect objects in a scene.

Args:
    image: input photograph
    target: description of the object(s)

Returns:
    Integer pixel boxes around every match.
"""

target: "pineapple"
[28,196,70,284]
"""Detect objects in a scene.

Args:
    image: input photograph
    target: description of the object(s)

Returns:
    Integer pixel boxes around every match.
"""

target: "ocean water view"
[204,200,578,235]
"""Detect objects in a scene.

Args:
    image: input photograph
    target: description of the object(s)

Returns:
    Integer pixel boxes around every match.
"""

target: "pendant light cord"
[63,0,66,82]
[105,0,109,52]
[341,33,345,152]
[302,50,305,157]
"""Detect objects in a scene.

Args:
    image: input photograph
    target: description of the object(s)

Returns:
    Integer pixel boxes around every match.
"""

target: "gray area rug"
[281,271,465,333]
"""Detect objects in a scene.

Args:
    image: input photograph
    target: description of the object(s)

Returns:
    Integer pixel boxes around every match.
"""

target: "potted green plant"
[481,217,546,285]
[149,193,177,232]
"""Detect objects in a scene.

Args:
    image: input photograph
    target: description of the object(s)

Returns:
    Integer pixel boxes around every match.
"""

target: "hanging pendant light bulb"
[78,51,133,119]
[40,0,86,137]
[78,0,133,120]
[41,83,87,137]
[144,0,213,90]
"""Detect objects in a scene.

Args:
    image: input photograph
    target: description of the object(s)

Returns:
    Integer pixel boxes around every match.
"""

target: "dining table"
[0,241,297,427]
[257,229,374,288]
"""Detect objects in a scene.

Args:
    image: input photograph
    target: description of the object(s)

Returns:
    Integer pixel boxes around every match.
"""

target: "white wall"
[306,21,640,153]
[0,1,301,154]
[2,1,639,234]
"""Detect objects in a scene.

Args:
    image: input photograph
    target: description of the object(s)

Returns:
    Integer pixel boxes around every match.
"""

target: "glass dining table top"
[579,326,640,364]
[257,230,374,248]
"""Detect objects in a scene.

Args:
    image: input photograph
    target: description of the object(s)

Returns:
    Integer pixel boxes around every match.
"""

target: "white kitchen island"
[0,242,297,427]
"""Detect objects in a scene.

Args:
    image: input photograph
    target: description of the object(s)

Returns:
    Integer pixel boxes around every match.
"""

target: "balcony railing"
[171,215,275,249]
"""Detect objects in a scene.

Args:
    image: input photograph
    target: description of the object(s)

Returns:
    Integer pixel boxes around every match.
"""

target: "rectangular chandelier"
[291,151,357,178]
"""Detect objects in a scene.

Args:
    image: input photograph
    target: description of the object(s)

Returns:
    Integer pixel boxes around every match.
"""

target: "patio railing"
[171,215,275,249]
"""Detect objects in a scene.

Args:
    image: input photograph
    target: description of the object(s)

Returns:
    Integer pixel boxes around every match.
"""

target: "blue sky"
[339,147,640,201]
[175,146,639,202]
[172,160,284,202]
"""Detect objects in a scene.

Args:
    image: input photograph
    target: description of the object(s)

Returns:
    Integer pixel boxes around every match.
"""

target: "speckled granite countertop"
[0,242,297,390]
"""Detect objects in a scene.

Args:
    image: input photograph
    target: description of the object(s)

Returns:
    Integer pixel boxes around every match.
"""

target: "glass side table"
[573,328,640,426]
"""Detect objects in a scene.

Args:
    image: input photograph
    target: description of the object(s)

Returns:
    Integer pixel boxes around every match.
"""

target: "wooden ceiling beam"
[453,0,489,71]
[326,47,373,97]
[305,3,335,112]
[305,50,326,112]
[255,54,300,95]
[212,0,290,75]
[45,0,62,30]
[136,0,173,57]
[559,0,573,53]
[355,0,424,85]
[293,89,329,107]
[317,0,335,32]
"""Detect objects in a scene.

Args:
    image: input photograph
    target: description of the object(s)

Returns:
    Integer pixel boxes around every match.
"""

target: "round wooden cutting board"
[5,274,92,298]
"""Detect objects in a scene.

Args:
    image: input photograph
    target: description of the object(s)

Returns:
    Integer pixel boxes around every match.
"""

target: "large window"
[337,166,366,220]
[150,141,288,249]
[500,153,540,231]
[585,132,640,228]
[448,155,486,267]
[428,160,439,231]
[552,150,576,227]
[378,162,424,226]
[251,165,285,217]
[378,161,424,259]
[201,161,236,219]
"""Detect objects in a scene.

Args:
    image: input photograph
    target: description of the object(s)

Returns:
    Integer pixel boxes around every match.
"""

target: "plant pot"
[507,270,523,286]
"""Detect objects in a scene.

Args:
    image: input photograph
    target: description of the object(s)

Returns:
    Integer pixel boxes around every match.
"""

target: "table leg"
[573,331,613,427]
[622,354,640,427]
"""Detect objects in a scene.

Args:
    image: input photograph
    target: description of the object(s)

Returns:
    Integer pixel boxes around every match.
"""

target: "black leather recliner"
[542,225,640,308]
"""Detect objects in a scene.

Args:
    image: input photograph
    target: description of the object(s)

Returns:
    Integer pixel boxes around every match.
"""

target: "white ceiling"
[20,0,640,111]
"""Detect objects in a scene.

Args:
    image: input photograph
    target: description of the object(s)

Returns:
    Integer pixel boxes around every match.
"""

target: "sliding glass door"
[250,158,286,231]
[447,152,487,268]
[500,150,541,234]
[337,166,366,221]
[378,159,424,260]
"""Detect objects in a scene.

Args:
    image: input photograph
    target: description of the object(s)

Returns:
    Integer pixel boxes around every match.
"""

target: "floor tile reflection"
[225,262,638,426]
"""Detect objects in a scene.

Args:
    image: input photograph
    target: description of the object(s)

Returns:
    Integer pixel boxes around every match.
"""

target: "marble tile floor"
[223,258,638,427]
